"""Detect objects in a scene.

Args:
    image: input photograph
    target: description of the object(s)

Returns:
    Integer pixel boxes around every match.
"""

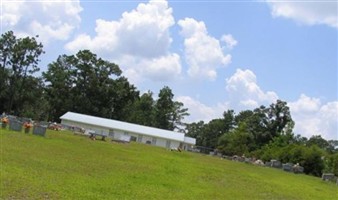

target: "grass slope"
[1,129,337,200]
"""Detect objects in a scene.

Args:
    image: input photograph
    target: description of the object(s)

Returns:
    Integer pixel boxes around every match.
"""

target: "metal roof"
[60,112,189,142]
[184,136,196,145]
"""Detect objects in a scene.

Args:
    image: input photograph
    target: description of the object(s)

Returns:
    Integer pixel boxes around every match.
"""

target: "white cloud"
[66,0,174,57]
[65,0,179,83]
[221,34,238,50]
[2,0,82,43]
[178,18,232,81]
[120,53,182,84]
[142,53,182,81]
[290,94,338,140]
[289,94,321,113]
[266,1,338,28]
[225,69,278,110]
[177,69,279,123]
[176,96,228,123]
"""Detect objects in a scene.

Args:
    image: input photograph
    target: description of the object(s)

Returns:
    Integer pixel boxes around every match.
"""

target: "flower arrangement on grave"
[1,117,8,128]
[23,122,33,133]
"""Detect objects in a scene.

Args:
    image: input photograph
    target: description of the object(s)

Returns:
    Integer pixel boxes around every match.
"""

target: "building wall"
[61,119,181,149]
[62,119,109,135]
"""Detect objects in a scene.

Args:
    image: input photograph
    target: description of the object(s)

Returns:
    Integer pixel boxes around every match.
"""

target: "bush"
[257,143,325,177]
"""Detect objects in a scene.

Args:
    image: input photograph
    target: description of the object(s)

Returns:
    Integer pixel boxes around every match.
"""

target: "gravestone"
[293,165,304,174]
[322,173,335,181]
[271,160,282,168]
[282,163,293,172]
[33,125,47,136]
[265,161,271,167]
[9,120,23,132]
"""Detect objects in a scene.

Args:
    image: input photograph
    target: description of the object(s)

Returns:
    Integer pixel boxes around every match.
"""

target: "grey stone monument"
[322,173,335,181]
[9,120,23,132]
[271,160,282,168]
[33,125,47,136]
[282,163,293,172]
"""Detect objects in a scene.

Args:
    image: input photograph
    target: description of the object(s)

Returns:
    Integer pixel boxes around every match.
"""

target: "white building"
[60,112,196,150]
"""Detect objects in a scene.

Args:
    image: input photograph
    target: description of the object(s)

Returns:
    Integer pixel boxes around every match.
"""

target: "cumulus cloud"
[119,53,182,84]
[225,69,278,110]
[65,0,180,83]
[266,1,338,28]
[2,0,82,43]
[67,0,174,58]
[178,18,232,81]
[176,96,229,123]
[221,34,238,50]
[289,94,338,140]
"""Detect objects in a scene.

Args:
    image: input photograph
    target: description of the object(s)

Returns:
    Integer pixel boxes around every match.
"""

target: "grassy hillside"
[1,129,337,200]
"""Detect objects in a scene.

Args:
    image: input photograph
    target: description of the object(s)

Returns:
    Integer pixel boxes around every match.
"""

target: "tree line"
[1,31,337,177]
[186,105,338,177]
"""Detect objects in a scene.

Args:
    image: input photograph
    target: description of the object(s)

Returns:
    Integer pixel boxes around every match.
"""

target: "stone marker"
[322,173,335,181]
[33,125,47,136]
[282,163,293,172]
[265,161,271,167]
[271,160,282,168]
[293,164,304,174]
[244,158,251,163]
[9,120,23,132]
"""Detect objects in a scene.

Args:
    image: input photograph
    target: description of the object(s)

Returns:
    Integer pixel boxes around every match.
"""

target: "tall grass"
[1,129,337,199]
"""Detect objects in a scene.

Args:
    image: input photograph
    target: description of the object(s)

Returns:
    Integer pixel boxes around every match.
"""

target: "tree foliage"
[153,86,189,131]
[43,50,141,122]
[0,31,44,115]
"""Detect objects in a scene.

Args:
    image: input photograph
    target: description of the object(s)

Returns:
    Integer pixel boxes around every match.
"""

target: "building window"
[130,136,137,142]
[166,140,171,148]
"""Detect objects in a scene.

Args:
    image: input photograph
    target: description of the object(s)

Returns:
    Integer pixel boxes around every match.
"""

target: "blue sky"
[2,0,337,140]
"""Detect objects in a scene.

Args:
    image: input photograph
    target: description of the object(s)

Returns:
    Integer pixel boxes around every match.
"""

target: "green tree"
[19,76,49,120]
[307,135,334,153]
[324,153,338,176]
[43,55,75,121]
[185,121,205,145]
[154,86,189,131]
[238,100,294,150]
[0,31,44,115]
[127,91,155,126]
[43,50,139,122]
[69,50,122,117]
[218,122,254,156]
[267,100,293,136]
[111,77,139,121]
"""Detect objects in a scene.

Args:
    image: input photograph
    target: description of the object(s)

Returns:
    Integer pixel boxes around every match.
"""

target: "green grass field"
[1,129,337,200]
